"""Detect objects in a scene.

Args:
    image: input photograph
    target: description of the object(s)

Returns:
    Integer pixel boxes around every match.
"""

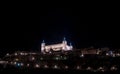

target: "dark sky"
[0,6,119,55]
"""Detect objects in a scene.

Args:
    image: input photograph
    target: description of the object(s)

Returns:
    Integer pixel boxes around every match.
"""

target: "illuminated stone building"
[41,37,73,53]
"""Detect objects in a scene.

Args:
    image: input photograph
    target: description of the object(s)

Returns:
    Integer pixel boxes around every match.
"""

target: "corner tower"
[41,40,45,53]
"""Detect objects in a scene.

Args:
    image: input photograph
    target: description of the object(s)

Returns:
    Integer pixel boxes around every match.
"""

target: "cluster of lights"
[15,58,19,61]
[20,52,28,56]
[111,66,117,71]
[40,57,43,60]
[53,65,59,69]
[9,61,24,67]
[0,60,119,72]
[27,63,30,67]
[6,53,10,56]
[0,61,8,64]
[44,64,49,68]
[106,52,120,57]
[14,53,18,56]
[7,52,38,57]
[76,65,81,70]
[116,53,120,56]
[11,62,24,67]
[97,67,105,72]
[64,65,68,69]
[80,54,84,57]
[1,49,120,73]
[35,64,40,68]
[31,57,35,61]
[54,56,67,60]
[29,52,36,55]
[16,63,24,67]
[86,67,92,70]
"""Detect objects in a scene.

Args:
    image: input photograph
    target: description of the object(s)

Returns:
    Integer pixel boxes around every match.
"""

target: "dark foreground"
[0,68,120,74]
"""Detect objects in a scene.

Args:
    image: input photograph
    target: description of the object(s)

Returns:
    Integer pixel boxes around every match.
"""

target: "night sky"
[0,7,119,56]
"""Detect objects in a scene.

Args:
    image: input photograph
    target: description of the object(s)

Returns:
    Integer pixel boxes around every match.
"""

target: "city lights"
[0,39,120,72]
[27,63,30,67]
[31,57,35,61]
[15,58,19,61]
[64,65,68,69]
[53,65,59,69]
[6,53,10,56]
[14,62,17,65]
[35,64,40,68]
[40,57,43,60]
[86,67,92,70]
[77,66,80,69]
[111,66,117,71]
[44,64,49,68]
[14,53,18,56]
[20,63,24,66]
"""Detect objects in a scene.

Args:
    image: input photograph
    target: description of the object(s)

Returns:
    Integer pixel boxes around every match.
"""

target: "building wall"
[81,49,97,54]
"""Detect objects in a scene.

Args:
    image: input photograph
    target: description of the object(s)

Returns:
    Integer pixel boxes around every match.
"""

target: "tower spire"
[42,40,45,43]
[41,40,45,53]
[70,43,72,46]
[62,37,67,45]
[69,42,73,49]
[63,37,66,41]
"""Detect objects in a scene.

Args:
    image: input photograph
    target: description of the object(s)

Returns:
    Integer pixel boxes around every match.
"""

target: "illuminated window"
[35,64,40,68]
[65,65,68,69]
[21,63,24,66]
[86,67,92,70]
[63,56,67,60]
[10,62,13,64]
[16,63,20,67]
[27,64,30,67]
[53,65,59,69]
[15,53,18,56]
[15,58,19,61]
[44,64,49,68]
[14,62,17,65]
[76,66,81,69]
[32,57,35,60]
[6,53,10,56]
[40,57,43,60]
[80,54,84,57]
[106,53,109,56]
[20,52,24,55]
[55,57,59,60]
[111,66,117,70]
